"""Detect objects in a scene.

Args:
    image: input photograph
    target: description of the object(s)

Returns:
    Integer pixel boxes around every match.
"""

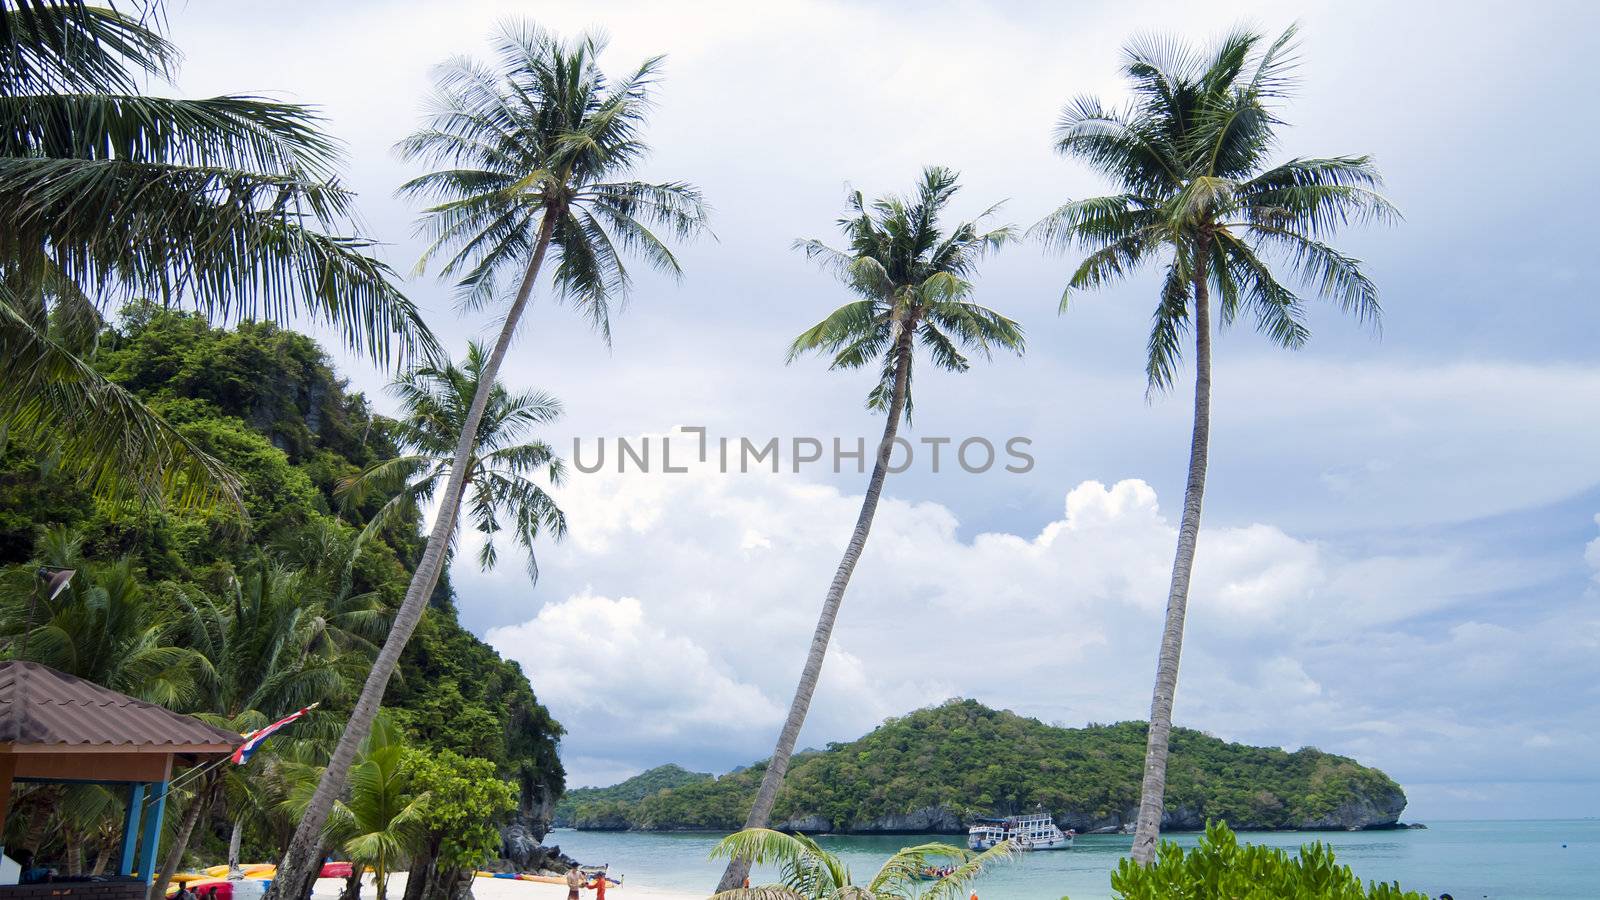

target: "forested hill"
[554,765,714,826]
[0,309,565,851]
[563,700,1407,834]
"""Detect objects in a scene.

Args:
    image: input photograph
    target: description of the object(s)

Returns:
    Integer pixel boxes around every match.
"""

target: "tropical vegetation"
[708,827,1014,900]
[1106,821,1428,900]
[1032,26,1394,862]
[270,21,708,899]
[0,0,433,510]
[562,700,1404,834]
[0,309,560,899]
[719,166,1024,892]
[337,342,568,582]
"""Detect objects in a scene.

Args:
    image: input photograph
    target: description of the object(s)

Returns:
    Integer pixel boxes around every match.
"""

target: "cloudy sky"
[167,0,1598,820]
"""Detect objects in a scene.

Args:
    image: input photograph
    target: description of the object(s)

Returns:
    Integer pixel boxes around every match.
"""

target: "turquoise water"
[544,820,1599,899]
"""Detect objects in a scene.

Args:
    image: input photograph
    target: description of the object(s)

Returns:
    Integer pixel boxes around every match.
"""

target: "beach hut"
[0,661,242,900]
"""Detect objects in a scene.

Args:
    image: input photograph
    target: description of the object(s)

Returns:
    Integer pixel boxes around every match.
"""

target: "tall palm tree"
[710,828,1013,900]
[717,167,1022,892]
[267,22,707,900]
[337,342,567,582]
[1030,25,1395,863]
[0,2,434,510]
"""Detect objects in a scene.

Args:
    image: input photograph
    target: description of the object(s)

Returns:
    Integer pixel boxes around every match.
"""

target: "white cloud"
[471,437,1600,818]
[1586,514,1600,585]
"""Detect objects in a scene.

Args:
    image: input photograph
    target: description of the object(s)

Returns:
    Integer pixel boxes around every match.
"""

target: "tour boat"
[966,813,1075,851]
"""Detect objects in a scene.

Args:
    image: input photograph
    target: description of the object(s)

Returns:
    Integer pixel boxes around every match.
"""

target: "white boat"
[967,813,1075,851]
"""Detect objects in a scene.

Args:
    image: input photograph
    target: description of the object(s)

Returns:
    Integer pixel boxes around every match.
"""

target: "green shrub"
[1106,821,1428,899]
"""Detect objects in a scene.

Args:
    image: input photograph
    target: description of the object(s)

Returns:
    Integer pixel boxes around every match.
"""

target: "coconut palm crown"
[337,341,567,582]
[397,21,708,342]
[792,165,1023,419]
[1032,24,1396,392]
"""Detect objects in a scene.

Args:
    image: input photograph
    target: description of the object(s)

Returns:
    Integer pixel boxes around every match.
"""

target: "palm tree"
[717,167,1022,892]
[0,527,193,704]
[710,828,1013,900]
[148,562,355,900]
[1030,25,1395,863]
[337,342,567,582]
[325,719,426,900]
[267,22,707,900]
[280,718,425,900]
[0,2,434,510]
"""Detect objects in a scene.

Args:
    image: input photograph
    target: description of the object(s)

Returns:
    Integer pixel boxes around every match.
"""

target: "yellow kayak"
[203,864,276,878]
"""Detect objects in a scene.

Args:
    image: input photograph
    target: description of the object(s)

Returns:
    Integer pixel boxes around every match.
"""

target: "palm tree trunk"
[150,775,220,900]
[1129,244,1213,865]
[715,322,916,893]
[267,210,562,900]
[227,817,244,875]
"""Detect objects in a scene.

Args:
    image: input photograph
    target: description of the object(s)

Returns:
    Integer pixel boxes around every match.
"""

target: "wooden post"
[119,783,146,877]
[136,782,167,883]
[0,754,15,853]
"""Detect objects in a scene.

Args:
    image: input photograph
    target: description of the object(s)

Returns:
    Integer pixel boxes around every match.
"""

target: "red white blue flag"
[231,703,319,764]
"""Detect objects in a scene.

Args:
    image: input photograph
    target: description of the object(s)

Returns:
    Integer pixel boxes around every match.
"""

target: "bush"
[1106,821,1428,899]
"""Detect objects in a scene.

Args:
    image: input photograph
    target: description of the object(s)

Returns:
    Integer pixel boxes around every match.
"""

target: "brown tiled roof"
[0,661,241,750]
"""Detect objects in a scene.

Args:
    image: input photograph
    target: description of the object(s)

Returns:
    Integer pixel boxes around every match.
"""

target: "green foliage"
[708,827,1014,900]
[569,701,1403,833]
[790,166,1023,419]
[0,4,433,508]
[554,764,714,825]
[397,20,709,343]
[338,341,568,583]
[326,719,428,900]
[1033,26,1396,394]
[405,749,519,870]
[0,310,562,869]
[1107,821,1428,900]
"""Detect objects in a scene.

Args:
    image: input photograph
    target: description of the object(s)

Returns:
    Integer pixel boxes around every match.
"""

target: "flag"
[231,702,319,764]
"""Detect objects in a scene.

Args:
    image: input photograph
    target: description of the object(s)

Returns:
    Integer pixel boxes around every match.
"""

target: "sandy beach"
[309,875,704,900]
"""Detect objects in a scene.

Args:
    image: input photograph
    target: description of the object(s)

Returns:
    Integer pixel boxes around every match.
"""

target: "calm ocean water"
[545,820,1598,899]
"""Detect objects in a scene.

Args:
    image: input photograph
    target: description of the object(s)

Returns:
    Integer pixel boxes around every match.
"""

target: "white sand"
[309,874,704,900]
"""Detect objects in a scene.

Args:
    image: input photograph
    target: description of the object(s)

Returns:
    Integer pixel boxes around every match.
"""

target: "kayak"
[203,864,275,878]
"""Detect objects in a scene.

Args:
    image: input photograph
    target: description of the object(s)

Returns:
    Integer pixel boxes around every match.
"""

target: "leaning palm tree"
[716,167,1022,892]
[267,22,707,900]
[1030,25,1395,863]
[337,341,567,582]
[0,2,433,510]
[711,828,1013,900]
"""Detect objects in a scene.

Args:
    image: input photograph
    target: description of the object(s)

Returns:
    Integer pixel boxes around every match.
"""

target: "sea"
[544,819,1598,899]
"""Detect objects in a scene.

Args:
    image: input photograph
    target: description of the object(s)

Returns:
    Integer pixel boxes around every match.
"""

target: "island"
[556,699,1406,833]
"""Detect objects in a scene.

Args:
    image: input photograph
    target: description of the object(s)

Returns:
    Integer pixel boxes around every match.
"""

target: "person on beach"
[564,867,583,900]
[589,871,607,900]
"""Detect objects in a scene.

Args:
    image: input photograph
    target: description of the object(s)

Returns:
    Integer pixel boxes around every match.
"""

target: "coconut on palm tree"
[711,828,1014,900]
[716,167,1022,892]
[337,341,566,582]
[0,2,434,509]
[267,22,707,900]
[1031,25,1395,863]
